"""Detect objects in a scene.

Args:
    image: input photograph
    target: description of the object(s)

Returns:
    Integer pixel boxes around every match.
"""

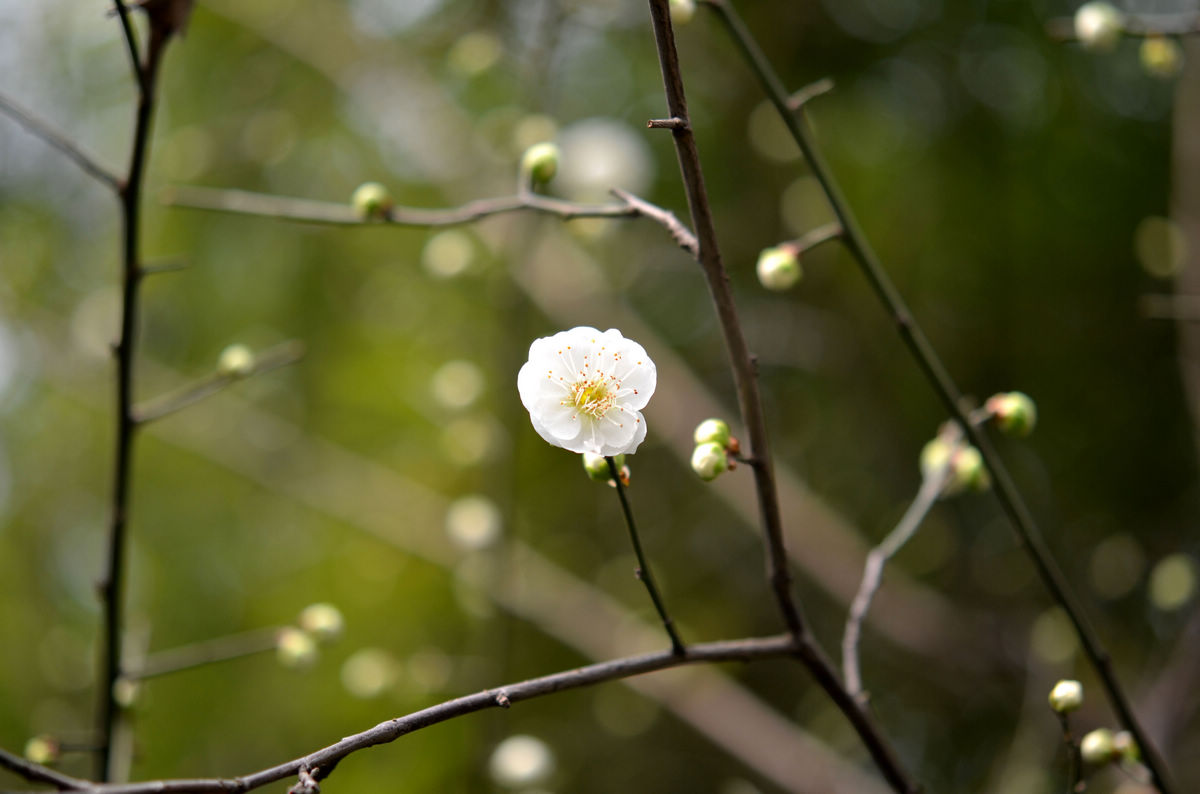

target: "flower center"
[569,377,615,419]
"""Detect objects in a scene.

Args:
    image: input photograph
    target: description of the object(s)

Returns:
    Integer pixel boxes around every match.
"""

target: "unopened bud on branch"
[217,344,255,379]
[693,418,732,448]
[351,181,393,219]
[520,142,560,185]
[756,245,801,291]
[1080,728,1119,765]
[691,441,730,481]
[1048,679,1083,713]
[986,391,1037,436]
[582,452,627,486]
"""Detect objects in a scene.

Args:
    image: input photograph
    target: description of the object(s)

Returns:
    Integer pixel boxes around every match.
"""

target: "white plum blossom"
[517,327,656,456]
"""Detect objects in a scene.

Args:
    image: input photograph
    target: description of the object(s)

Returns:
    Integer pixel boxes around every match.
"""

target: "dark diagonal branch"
[98,13,174,783]
[0,91,121,190]
[0,746,89,791]
[133,341,305,424]
[644,3,918,792]
[5,636,796,794]
[701,2,1174,791]
[606,456,685,654]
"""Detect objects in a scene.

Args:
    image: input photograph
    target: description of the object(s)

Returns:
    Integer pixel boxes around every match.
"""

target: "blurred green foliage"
[1,1,1198,792]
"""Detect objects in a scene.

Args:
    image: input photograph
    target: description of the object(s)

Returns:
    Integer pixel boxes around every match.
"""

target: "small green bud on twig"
[24,735,60,765]
[582,452,628,486]
[669,0,696,24]
[693,418,732,448]
[351,181,393,219]
[756,245,801,291]
[520,142,560,185]
[216,344,255,379]
[1048,679,1083,713]
[1074,2,1124,52]
[692,441,730,481]
[986,391,1037,436]
[1080,728,1119,765]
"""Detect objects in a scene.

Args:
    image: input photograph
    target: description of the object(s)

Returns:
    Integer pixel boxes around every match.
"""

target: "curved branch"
[22,637,797,794]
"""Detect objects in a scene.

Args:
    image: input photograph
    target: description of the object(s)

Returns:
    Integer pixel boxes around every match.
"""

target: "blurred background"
[1,0,1198,792]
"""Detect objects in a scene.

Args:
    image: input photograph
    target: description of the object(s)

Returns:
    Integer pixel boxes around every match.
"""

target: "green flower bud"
[691,441,729,481]
[756,245,801,291]
[276,626,318,669]
[216,344,255,379]
[1074,2,1124,53]
[520,142,560,185]
[949,445,991,494]
[1140,36,1183,79]
[1079,728,1118,765]
[986,391,1037,436]
[693,418,732,448]
[919,437,953,479]
[24,735,59,765]
[582,452,625,483]
[1112,730,1139,763]
[669,0,696,24]
[351,181,393,219]
[298,602,344,643]
[1047,679,1083,713]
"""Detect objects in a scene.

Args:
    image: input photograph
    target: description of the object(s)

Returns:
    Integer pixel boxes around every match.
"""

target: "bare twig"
[644,3,917,791]
[132,341,305,424]
[110,0,145,91]
[787,77,835,111]
[610,188,699,256]
[606,456,685,655]
[783,222,843,257]
[842,462,950,699]
[11,636,798,794]
[0,91,121,190]
[701,2,1174,791]
[166,185,639,226]
[123,626,283,681]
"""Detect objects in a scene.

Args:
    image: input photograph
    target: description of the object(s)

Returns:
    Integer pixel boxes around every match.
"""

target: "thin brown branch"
[0,746,89,791]
[0,91,121,190]
[644,3,917,791]
[110,0,145,91]
[22,636,797,794]
[784,222,843,257]
[132,341,305,424]
[125,626,282,681]
[701,1,1175,791]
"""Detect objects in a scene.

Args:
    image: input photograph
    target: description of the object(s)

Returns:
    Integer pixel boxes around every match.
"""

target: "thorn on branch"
[647,116,689,130]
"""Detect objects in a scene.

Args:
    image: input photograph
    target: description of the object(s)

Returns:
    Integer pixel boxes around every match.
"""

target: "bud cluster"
[690,418,739,482]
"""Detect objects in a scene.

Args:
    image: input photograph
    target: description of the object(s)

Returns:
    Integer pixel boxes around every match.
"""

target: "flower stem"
[606,456,685,655]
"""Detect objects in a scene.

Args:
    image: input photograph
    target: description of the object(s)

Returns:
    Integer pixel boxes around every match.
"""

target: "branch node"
[494,691,511,708]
